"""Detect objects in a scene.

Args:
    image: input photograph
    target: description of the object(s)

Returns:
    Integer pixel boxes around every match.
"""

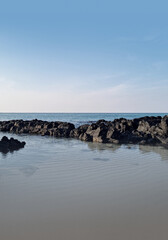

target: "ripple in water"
[0,131,168,240]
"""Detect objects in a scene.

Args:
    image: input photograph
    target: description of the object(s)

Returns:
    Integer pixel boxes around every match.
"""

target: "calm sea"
[0,113,168,240]
[0,112,167,126]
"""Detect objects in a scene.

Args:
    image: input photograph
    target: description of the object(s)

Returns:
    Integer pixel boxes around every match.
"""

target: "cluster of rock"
[0,136,26,154]
[0,116,168,147]
[70,115,168,147]
[0,119,75,137]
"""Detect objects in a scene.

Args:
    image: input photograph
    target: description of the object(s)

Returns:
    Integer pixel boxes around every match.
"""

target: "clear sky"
[0,0,167,112]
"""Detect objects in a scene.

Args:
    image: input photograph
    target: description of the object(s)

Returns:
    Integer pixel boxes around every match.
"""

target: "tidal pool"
[0,132,168,240]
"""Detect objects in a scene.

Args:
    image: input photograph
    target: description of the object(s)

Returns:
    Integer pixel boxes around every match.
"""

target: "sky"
[0,0,168,112]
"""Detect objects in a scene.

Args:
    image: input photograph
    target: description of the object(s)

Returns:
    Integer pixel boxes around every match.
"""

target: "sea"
[0,112,167,126]
[0,113,168,240]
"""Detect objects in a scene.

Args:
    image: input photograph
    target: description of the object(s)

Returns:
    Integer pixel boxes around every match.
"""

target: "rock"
[92,126,108,143]
[0,120,75,138]
[79,133,93,141]
[70,124,89,138]
[0,136,26,154]
[0,115,168,148]
[160,116,168,135]
[109,139,119,144]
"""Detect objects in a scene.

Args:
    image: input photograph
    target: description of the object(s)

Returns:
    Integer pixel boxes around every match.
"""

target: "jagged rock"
[0,116,168,147]
[0,136,26,154]
[79,133,93,141]
[70,124,89,138]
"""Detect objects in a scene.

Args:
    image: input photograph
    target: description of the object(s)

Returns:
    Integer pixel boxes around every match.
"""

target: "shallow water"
[0,132,168,240]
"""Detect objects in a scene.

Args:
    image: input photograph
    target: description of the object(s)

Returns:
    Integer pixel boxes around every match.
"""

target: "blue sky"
[0,0,168,112]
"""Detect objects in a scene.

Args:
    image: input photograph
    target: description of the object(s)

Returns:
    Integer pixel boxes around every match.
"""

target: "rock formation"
[0,116,168,148]
[0,136,26,154]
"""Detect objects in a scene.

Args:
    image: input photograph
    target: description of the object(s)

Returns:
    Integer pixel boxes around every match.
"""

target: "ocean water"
[0,113,168,240]
[0,112,167,127]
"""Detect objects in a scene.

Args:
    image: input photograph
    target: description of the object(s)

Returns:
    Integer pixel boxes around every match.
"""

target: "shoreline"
[0,115,168,148]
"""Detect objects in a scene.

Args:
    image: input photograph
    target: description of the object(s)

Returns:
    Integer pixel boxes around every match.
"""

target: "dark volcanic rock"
[70,124,89,138]
[0,119,75,138]
[0,136,26,154]
[0,116,168,148]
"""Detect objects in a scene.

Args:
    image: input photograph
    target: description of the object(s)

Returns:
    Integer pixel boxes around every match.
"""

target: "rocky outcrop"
[0,119,75,137]
[0,116,168,147]
[0,136,26,154]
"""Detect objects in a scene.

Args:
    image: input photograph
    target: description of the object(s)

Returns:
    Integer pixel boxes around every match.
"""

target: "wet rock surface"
[0,136,26,154]
[0,116,168,148]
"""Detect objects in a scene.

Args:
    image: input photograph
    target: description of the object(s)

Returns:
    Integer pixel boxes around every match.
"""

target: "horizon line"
[0,112,167,114]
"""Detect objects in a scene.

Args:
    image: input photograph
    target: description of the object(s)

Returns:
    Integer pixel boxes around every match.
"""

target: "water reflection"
[86,141,168,161]
[19,166,39,177]
[139,144,168,161]
[86,141,121,152]
[0,148,15,155]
